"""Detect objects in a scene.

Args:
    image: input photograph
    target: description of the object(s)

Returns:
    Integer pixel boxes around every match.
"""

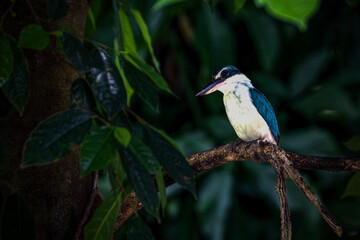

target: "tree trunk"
[0,1,96,239]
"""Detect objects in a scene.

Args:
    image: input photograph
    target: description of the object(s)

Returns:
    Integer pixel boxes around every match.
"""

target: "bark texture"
[0,1,94,239]
[115,140,358,237]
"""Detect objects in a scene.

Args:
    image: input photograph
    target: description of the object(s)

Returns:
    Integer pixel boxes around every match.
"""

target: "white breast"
[221,84,276,144]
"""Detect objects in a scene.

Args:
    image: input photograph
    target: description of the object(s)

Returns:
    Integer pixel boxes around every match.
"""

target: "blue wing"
[249,88,280,144]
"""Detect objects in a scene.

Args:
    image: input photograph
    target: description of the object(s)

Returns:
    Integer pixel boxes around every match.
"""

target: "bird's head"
[196,65,251,96]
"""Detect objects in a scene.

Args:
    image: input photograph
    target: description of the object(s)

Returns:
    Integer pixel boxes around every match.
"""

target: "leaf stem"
[92,112,111,126]
[124,106,150,126]
[0,1,16,35]
[82,108,111,127]
[85,37,124,56]
[25,0,48,23]
[115,173,127,196]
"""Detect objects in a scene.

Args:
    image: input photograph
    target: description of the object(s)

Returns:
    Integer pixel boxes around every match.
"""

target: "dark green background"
[88,0,360,239]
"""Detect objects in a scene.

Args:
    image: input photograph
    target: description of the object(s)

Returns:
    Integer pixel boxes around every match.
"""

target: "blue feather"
[249,88,280,144]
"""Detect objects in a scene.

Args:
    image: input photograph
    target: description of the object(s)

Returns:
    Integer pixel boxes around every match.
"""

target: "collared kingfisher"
[196,65,280,145]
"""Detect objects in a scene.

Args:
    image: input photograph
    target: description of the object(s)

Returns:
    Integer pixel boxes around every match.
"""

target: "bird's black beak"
[196,78,223,96]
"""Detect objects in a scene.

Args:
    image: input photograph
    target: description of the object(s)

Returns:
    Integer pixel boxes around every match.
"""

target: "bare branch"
[115,140,360,236]
[287,152,360,172]
[115,191,142,229]
[187,141,360,174]
[279,153,343,236]
[271,159,292,240]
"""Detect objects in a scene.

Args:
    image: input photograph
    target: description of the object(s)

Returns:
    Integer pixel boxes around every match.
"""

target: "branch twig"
[270,159,292,240]
[115,192,142,230]
[114,141,360,237]
[25,0,48,23]
[279,153,343,236]
[0,1,15,35]
[75,172,101,240]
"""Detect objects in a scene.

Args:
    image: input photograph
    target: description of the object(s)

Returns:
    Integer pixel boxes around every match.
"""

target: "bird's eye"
[221,69,229,79]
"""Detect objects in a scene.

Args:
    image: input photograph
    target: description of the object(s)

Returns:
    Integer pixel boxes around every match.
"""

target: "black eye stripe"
[211,65,241,82]
[221,70,229,78]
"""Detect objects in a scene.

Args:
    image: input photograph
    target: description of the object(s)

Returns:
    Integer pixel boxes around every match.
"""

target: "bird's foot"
[232,139,244,152]
[244,138,266,150]
[247,138,261,146]
[232,138,268,152]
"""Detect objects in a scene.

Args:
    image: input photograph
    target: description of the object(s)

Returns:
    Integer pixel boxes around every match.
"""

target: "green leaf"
[119,215,155,240]
[69,78,104,117]
[49,30,63,37]
[152,0,188,10]
[342,173,360,198]
[86,0,102,32]
[121,147,160,220]
[155,170,167,215]
[70,78,91,109]
[111,110,135,134]
[114,40,134,106]
[131,10,160,72]
[109,153,126,187]
[47,0,69,20]
[80,126,118,177]
[107,166,121,195]
[61,32,91,74]
[84,193,122,240]
[124,52,174,95]
[118,8,137,53]
[123,59,159,112]
[88,6,96,30]
[0,35,14,87]
[234,0,247,12]
[18,24,50,50]
[242,8,280,71]
[255,0,320,31]
[128,136,160,175]
[2,193,36,240]
[114,127,131,147]
[90,48,127,116]
[70,78,98,110]
[344,135,360,152]
[154,128,184,153]
[2,42,30,115]
[23,109,92,166]
[143,126,196,197]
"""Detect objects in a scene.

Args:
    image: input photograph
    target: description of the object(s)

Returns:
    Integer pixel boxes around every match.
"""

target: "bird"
[196,65,280,145]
